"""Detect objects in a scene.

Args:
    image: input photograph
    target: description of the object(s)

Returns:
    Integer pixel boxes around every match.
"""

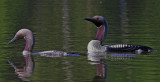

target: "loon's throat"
[95,26,105,41]
[24,37,33,51]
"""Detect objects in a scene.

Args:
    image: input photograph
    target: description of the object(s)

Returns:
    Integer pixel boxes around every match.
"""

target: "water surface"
[0,0,160,82]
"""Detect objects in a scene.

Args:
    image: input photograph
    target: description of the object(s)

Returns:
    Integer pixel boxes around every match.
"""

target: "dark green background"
[0,0,160,82]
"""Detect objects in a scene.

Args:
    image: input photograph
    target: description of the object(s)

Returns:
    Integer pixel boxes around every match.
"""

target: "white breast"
[87,40,106,53]
[23,50,32,56]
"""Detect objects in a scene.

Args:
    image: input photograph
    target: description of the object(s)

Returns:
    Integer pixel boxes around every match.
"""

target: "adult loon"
[84,16,154,53]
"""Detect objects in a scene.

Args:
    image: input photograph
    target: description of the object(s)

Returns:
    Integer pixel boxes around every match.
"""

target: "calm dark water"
[0,0,160,82]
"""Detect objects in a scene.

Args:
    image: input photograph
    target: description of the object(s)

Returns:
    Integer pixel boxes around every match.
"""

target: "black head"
[84,16,105,27]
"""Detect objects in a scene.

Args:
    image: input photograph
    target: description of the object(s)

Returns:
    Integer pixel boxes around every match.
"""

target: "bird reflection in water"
[88,52,107,82]
[8,53,34,81]
[88,51,144,82]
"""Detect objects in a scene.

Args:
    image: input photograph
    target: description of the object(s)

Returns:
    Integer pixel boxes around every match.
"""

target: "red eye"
[96,18,99,20]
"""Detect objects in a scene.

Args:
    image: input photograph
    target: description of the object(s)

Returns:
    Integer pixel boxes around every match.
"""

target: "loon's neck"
[87,40,106,53]
[24,33,34,52]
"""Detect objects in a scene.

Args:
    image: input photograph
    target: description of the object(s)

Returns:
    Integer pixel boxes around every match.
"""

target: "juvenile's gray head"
[8,29,35,53]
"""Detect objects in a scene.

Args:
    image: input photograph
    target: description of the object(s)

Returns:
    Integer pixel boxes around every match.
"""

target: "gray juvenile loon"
[84,16,154,53]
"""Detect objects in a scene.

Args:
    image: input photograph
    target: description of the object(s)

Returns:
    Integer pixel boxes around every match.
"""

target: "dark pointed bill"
[8,38,16,44]
[84,18,94,22]
[84,18,102,27]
